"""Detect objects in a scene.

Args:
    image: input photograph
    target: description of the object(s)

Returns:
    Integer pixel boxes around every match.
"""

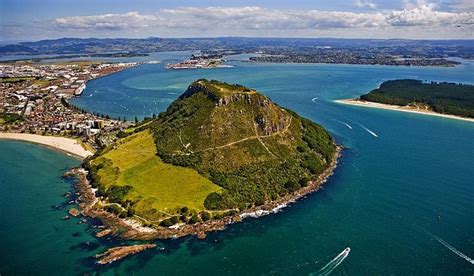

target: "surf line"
[433,235,474,265]
[310,247,351,276]
[359,125,378,138]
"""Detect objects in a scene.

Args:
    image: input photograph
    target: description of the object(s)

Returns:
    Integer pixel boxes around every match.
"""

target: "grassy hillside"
[360,79,474,118]
[89,79,336,225]
[151,79,336,211]
[89,130,222,221]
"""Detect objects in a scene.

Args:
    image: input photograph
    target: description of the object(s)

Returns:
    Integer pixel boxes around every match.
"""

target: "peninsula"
[336,79,474,123]
[166,54,226,70]
[79,79,340,240]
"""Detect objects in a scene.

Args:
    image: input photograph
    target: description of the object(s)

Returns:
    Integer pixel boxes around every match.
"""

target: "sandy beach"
[335,99,474,123]
[0,132,94,159]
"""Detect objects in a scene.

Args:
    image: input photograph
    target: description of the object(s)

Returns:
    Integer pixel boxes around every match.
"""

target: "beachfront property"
[0,62,136,140]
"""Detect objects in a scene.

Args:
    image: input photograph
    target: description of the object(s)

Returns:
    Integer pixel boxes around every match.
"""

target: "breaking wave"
[239,203,289,219]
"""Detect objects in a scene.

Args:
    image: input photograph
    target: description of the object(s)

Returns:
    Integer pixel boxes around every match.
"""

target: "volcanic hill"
[88,79,337,226]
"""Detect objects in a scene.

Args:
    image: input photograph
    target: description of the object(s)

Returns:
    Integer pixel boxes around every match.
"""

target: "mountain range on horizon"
[1,36,473,57]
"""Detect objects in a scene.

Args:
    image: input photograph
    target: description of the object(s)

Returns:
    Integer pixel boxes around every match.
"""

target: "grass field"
[92,129,222,220]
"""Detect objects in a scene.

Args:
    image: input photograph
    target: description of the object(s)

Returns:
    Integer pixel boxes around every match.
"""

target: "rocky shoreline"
[72,146,342,241]
[95,244,157,265]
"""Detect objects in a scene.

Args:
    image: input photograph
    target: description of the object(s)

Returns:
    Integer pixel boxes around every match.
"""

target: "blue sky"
[1,0,473,41]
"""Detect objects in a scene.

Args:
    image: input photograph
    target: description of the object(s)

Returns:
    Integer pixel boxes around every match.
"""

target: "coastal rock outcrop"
[95,244,157,265]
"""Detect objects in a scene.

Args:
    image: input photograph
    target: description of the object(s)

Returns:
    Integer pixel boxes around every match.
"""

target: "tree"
[201,211,211,221]
[189,214,200,224]
[134,116,139,123]
[285,180,301,192]
[180,206,189,214]
[159,218,174,227]
[171,216,179,224]
[204,192,225,210]
[106,185,133,204]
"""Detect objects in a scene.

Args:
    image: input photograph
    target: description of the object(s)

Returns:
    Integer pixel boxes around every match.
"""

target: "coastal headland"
[73,146,341,241]
[1,77,342,265]
[72,79,341,241]
[63,78,342,264]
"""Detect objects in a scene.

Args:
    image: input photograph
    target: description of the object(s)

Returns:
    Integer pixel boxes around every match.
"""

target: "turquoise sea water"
[1,54,474,275]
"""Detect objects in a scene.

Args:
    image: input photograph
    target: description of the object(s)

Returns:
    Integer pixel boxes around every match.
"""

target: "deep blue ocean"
[1,53,473,275]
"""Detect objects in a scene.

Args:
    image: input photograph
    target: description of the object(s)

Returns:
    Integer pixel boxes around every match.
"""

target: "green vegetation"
[89,79,336,226]
[0,76,49,87]
[150,79,336,210]
[89,130,222,221]
[360,79,474,118]
[0,113,23,125]
[0,77,36,83]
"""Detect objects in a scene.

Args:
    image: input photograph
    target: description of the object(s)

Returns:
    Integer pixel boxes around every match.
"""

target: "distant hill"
[360,80,474,118]
[1,37,473,58]
[88,79,337,226]
[0,44,38,54]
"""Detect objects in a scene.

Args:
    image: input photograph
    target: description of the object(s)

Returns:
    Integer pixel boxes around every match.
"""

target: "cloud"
[355,0,377,9]
[154,7,388,30]
[3,4,472,40]
[386,3,473,26]
[446,0,474,12]
[52,5,473,32]
[54,12,157,30]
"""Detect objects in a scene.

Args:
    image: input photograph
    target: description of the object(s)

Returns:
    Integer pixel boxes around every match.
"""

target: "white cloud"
[4,4,471,40]
[355,0,377,9]
[403,0,437,10]
[54,12,157,30]
[387,3,473,26]
[53,6,473,30]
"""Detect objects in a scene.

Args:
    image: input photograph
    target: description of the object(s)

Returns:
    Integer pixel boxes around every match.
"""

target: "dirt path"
[194,115,293,154]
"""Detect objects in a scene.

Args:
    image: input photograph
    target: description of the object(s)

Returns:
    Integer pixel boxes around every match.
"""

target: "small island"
[336,79,474,122]
[77,79,340,241]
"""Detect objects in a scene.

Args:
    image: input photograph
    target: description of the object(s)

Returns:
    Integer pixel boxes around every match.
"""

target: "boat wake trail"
[360,125,378,137]
[433,235,474,265]
[311,97,319,103]
[310,247,351,276]
[335,120,352,129]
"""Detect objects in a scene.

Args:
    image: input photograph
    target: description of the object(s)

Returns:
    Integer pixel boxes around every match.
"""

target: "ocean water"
[1,55,474,275]
[0,141,95,274]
